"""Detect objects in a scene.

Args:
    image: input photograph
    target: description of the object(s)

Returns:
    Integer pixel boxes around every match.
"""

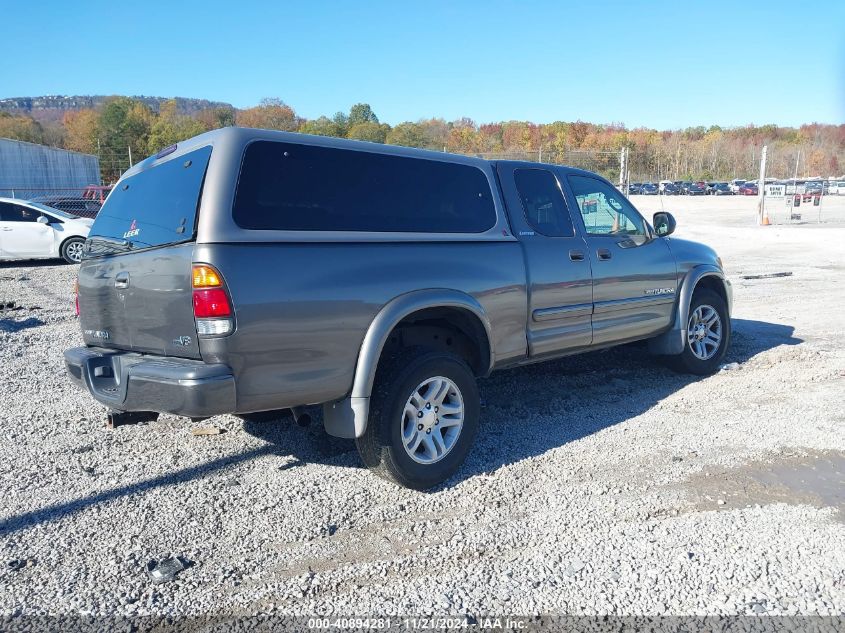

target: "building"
[0,138,100,196]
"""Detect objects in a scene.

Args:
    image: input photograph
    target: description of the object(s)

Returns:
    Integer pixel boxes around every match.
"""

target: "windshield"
[84,146,211,258]
[25,201,80,220]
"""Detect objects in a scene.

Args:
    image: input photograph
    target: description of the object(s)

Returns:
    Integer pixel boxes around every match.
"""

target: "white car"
[728,179,746,194]
[0,198,93,264]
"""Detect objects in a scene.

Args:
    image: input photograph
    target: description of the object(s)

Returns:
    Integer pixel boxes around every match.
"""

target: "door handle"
[1,227,12,231]
[596,248,612,261]
[569,250,585,262]
[114,272,130,289]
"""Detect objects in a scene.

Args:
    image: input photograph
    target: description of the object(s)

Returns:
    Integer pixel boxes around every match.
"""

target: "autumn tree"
[63,109,100,154]
[348,103,379,126]
[196,107,235,130]
[300,116,344,137]
[347,122,389,143]
[386,122,426,147]
[0,113,44,144]
[97,98,154,180]
[147,99,208,154]
[237,98,301,131]
[417,118,450,149]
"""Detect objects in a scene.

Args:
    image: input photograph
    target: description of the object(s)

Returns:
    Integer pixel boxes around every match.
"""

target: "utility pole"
[128,145,133,168]
[757,145,769,225]
[619,147,628,195]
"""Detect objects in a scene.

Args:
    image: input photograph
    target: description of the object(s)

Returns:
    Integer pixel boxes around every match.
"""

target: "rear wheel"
[356,348,480,490]
[61,237,85,264]
[667,289,730,375]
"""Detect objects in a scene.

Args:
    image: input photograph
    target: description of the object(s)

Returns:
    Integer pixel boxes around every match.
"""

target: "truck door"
[562,174,677,346]
[496,164,593,358]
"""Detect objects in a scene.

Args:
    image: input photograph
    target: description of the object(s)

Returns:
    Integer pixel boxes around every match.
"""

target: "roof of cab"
[491,159,605,179]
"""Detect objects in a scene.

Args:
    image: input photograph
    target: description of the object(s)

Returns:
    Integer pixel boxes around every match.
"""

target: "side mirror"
[653,211,676,236]
[36,215,50,224]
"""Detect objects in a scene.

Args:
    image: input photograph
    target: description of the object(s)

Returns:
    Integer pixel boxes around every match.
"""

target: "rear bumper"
[64,347,236,418]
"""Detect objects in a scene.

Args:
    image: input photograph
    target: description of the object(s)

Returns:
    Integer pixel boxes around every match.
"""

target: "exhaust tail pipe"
[291,406,312,427]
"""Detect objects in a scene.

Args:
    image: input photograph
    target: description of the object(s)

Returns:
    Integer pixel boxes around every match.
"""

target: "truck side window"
[568,175,646,239]
[513,169,573,237]
[233,141,496,233]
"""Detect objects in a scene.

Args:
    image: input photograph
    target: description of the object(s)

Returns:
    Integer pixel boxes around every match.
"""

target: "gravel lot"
[1,195,844,618]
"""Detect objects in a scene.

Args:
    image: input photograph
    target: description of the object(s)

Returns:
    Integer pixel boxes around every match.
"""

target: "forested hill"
[0,95,234,124]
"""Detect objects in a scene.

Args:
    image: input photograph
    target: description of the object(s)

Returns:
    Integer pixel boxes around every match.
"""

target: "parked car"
[661,183,681,195]
[0,198,93,263]
[738,182,759,195]
[709,182,733,196]
[686,182,707,196]
[627,182,643,195]
[729,179,746,194]
[640,182,659,195]
[802,181,823,202]
[29,195,102,219]
[65,128,733,490]
[679,181,693,194]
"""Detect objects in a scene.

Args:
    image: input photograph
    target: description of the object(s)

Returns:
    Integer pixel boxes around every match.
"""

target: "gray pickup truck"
[65,127,732,489]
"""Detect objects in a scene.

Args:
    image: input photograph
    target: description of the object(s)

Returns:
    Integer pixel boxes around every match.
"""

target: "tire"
[356,348,480,490]
[61,237,85,264]
[667,289,730,375]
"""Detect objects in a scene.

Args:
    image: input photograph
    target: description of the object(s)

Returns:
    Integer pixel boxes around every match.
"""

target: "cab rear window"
[232,141,496,233]
[85,146,211,256]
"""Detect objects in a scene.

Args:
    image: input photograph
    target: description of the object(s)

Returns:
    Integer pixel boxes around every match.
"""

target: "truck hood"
[664,237,723,273]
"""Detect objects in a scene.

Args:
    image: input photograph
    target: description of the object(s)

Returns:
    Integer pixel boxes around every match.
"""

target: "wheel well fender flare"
[322,289,493,439]
[649,265,732,355]
[351,289,493,400]
[675,265,730,332]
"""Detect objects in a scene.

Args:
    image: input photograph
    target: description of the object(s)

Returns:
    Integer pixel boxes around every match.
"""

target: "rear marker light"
[192,264,222,288]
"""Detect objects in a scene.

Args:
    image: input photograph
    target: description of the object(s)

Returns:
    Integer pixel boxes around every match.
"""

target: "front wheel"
[61,237,85,264]
[667,289,730,375]
[356,348,480,490]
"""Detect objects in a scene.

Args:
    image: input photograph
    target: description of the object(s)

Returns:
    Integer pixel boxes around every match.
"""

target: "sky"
[2,0,843,129]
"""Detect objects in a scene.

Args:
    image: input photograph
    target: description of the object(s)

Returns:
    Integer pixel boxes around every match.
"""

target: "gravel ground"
[0,196,843,618]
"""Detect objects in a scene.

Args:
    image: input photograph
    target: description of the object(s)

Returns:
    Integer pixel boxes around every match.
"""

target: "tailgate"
[78,243,201,358]
[78,145,212,359]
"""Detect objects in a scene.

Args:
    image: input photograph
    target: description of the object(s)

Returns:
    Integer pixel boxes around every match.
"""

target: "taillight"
[192,289,231,317]
[191,264,233,336]
[74,278,79,317]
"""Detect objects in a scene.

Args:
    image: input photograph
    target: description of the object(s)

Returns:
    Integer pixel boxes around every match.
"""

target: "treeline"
[1,96,842,184]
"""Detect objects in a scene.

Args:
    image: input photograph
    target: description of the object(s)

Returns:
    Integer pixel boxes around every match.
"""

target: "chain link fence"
[0,186,109,218]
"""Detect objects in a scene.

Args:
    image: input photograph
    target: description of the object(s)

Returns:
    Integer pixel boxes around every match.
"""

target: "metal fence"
[0,186,109,219]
